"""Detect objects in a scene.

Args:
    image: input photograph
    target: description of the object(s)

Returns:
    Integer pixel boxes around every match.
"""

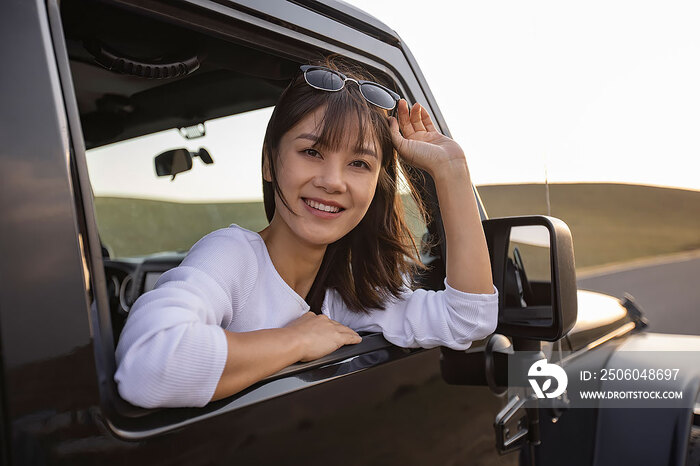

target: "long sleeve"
[325,278,499,351]
[114,229,258,408]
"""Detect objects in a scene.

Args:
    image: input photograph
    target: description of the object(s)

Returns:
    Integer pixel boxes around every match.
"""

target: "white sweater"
[114,224,499,408]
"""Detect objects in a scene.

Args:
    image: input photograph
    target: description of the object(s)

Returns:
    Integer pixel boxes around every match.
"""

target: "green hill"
[94,183,700,272]
[476,183,700,270]
[94,198,270,257]
[94,195,425,258]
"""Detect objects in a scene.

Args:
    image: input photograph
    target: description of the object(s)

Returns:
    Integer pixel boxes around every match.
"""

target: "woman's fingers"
[397,99,414,138]
[410,102,427,133]
[389,116,416,166]
[390,100,460,172]
[332,319,361,341]
[389,116,406,151]
[420,106,438,133]
[299,316,362,361]
[396,99,438,138]
[343,330,362,344]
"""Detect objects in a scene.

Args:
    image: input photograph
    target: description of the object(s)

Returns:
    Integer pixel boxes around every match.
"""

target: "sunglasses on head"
[300,65,401,111]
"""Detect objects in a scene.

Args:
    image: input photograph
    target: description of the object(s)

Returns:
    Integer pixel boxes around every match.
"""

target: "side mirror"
[155,149,192,180]
[483,215,577,341]
[155,148,213,180]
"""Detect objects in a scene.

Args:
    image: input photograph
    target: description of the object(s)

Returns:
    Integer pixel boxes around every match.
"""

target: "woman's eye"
[350,160,370,169]
[303,148,321,158]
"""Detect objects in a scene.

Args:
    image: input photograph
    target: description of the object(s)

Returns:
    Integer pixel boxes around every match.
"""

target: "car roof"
[290,0,400,45]
[63,0,400,149]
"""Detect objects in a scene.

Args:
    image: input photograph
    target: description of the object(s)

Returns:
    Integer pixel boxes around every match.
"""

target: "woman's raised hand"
[389,99,467,176]
[284,312,362,362]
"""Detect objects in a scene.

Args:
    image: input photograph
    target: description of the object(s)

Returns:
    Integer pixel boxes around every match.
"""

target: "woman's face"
[266,106,382,247]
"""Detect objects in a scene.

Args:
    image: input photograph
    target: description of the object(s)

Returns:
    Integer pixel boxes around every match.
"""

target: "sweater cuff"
[443,277,499,343]
[443,277,499,300]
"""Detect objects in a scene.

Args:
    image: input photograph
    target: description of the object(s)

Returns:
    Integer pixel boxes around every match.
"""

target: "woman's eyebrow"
[295,132,377,158]
[355,147,378,158]
[295,133,319,143]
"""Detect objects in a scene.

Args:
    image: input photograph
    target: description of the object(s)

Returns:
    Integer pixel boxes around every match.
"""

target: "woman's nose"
[312,160,347,194]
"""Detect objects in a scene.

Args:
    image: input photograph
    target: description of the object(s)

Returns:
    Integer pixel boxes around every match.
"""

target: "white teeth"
[304,199,341,213]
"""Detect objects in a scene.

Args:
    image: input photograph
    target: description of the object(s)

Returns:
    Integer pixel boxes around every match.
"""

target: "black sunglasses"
[300,65,401,110]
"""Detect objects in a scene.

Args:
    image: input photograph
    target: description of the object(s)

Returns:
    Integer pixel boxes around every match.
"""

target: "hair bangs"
[312,90,384,160]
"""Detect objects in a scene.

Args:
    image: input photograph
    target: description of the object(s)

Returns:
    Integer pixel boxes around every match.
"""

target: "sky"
[345,0,700,190]
[88,108,274,202]
[87,0,700,202]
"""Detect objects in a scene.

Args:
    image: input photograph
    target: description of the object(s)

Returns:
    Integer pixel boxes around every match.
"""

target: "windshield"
[87,106,425,259]
[86,108,273,258]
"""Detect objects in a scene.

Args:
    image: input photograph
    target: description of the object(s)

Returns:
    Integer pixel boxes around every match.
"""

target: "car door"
[20,0,519,465]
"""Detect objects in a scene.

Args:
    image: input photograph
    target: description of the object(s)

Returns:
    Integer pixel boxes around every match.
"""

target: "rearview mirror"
[155,148,213,180]
[155,149,192,180]
[483,216,577,341]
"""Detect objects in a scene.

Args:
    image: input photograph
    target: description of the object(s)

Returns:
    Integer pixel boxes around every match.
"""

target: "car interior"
[59,0,442,357]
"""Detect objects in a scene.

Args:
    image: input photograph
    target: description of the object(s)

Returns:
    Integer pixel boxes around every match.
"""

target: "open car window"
[55,0,440,437]
[87,108,273,258]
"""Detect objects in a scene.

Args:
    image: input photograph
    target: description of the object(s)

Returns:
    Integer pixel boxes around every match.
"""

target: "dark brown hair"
[262,57,430,314]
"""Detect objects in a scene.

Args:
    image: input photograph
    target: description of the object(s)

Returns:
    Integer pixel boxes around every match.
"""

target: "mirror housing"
[155,148,213,180]
[197,148,213,164]
[155,148,192,180]
[483,215,577,341]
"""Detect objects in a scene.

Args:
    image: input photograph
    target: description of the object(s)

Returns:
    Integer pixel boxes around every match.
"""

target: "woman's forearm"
[431,158,495,295]
[210,311,361,402]
[210,327,304,402]
[388,100,495,294]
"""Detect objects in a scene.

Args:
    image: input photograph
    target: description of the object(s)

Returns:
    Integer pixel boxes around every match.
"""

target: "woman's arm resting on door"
[211,313,361,402]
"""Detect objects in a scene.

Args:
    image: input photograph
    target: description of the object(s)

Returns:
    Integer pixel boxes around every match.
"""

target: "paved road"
[577,254,700,336]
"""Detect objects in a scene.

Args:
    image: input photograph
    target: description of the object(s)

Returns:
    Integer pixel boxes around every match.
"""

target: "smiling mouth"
[302,198,345,213]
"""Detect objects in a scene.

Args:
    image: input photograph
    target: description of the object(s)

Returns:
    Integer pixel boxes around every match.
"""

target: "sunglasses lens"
[304,68,345,91]
[360,83,396,110]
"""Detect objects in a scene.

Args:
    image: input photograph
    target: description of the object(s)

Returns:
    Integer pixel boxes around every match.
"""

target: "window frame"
[49,0,459,439]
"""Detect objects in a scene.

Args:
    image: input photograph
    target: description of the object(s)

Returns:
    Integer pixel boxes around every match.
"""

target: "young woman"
[114,60,498,409]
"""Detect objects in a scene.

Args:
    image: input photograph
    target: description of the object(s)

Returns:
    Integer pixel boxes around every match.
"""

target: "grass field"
[94,197,270,257]
[94,183,700,272]
[477,183,700,271]
[94,195,426,258]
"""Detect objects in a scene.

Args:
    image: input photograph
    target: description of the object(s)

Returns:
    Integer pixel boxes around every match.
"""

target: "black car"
[1,1,698,465]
